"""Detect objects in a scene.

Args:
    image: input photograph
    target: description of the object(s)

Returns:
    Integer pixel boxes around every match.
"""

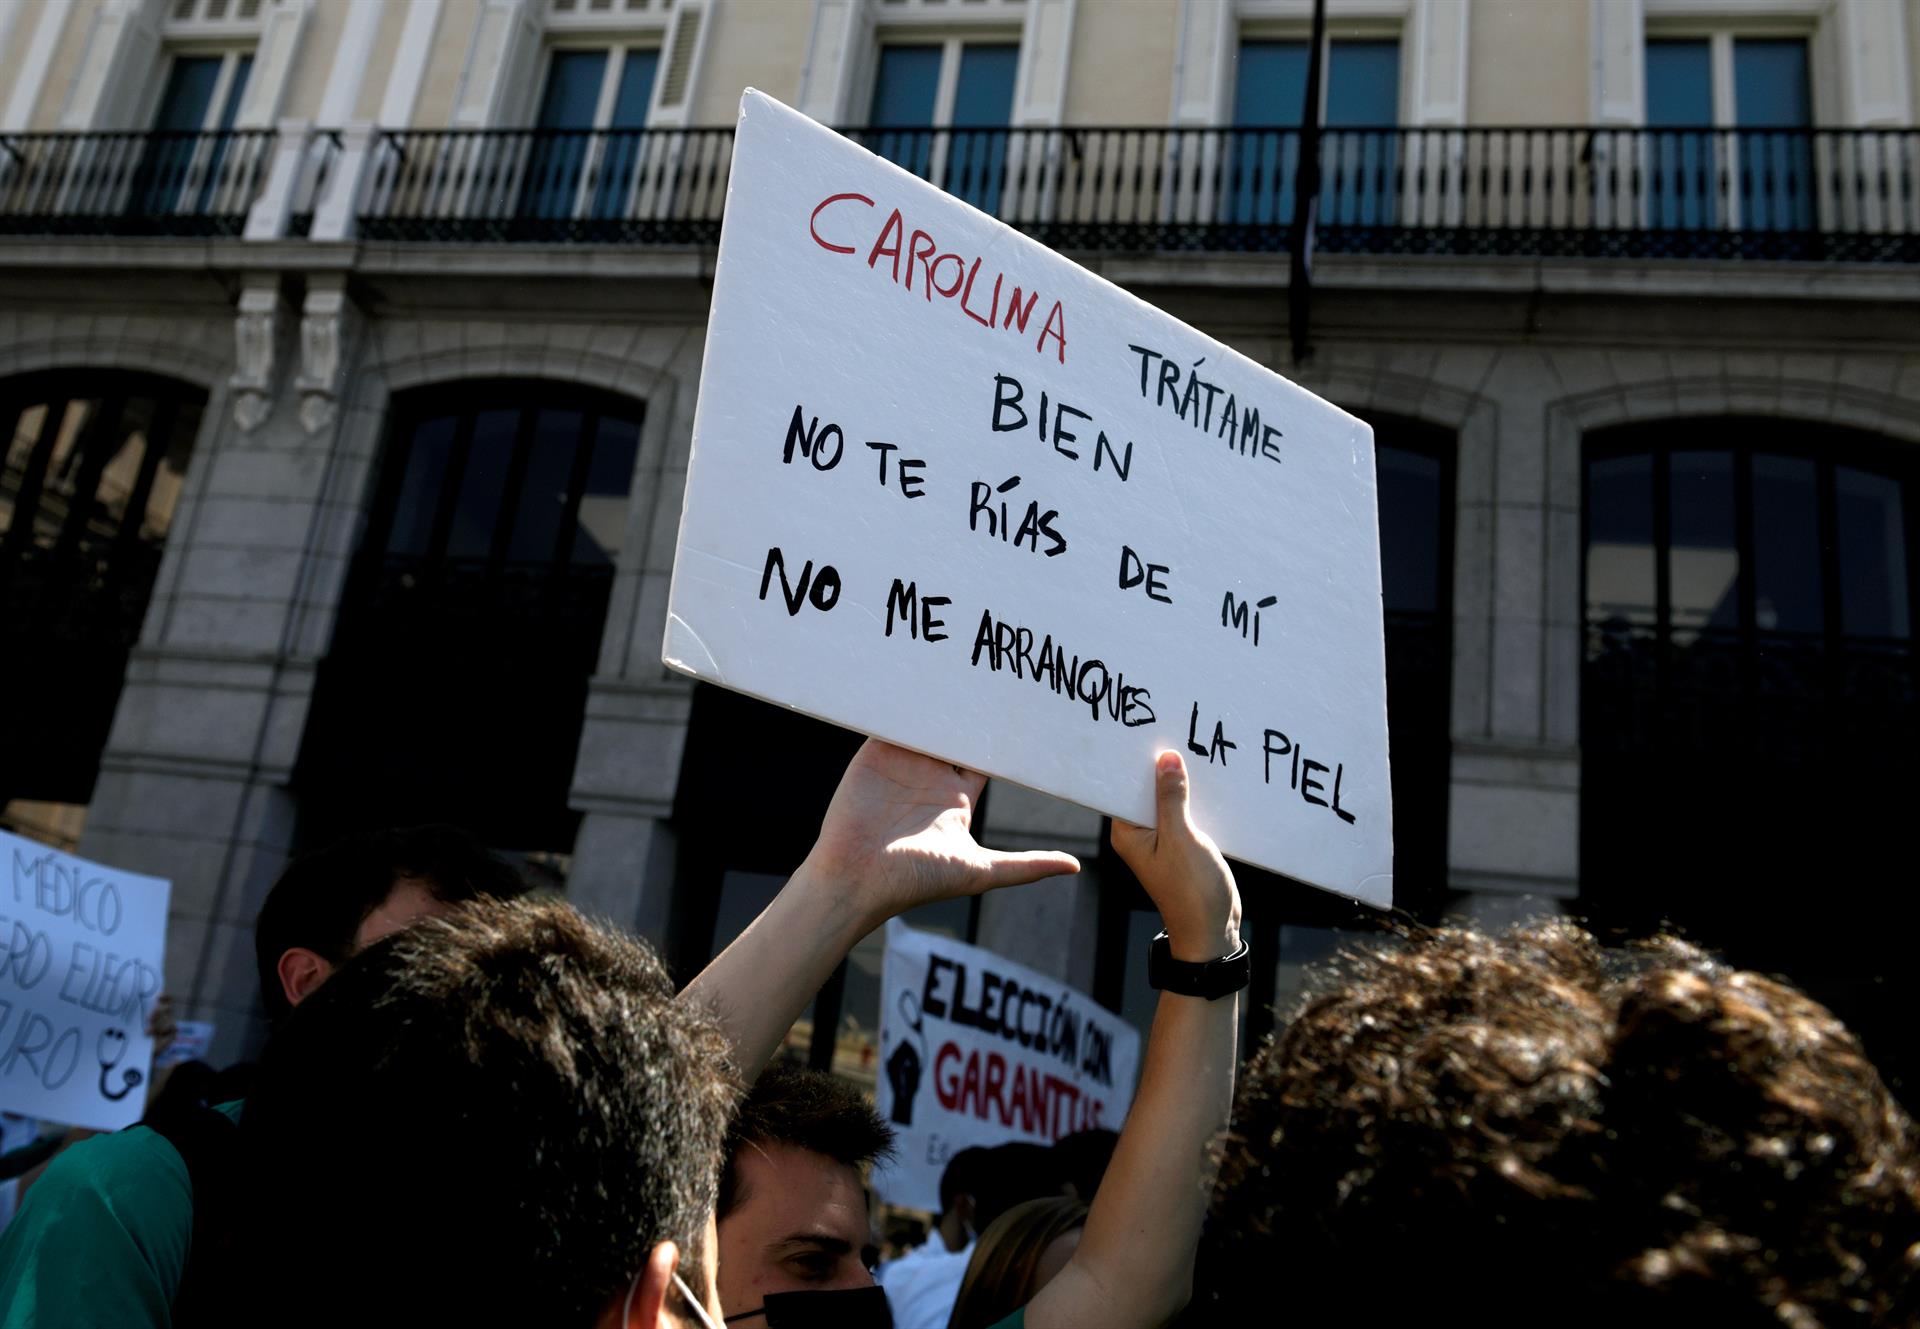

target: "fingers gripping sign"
[1110,751,1242,963]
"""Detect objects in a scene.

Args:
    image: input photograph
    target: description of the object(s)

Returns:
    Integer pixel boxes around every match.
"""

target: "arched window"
[1582,419,1917,1084]
[296,381,644,850]
[0,371,206,820]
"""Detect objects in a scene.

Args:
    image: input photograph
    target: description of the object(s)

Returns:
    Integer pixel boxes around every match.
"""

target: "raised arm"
[1026,750,1242,1329]
[677,739,1080,1077]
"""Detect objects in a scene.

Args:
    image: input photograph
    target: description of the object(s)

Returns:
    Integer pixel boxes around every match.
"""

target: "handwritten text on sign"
[871,922,1140,1213]
[0,831,169,1132]
[665,91,1393,905]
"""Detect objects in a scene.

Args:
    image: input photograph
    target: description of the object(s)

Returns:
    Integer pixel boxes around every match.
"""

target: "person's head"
[1048,1129,1118,1205]
[936,1146,988,1249]
[945,1197,1088,1329]
[1201,919,1920,1327]
[970,1143,1065,1233]
[716,1062,895,1323]
[239,896,737,1328]
[252,824,527,1018]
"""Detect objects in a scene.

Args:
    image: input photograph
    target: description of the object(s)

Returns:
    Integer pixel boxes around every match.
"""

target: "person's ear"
[621,1241,680,1329]
[277,947,335,1009]
[955,1193,976,1232]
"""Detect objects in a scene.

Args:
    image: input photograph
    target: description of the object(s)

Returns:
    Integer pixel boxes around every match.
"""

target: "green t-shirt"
[989,1312,1026,1329]
[0,1101,243,1329]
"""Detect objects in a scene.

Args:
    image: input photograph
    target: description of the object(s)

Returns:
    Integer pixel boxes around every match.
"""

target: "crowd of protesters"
[0,738,1916,1327]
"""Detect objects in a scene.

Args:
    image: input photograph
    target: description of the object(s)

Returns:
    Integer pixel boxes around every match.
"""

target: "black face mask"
[724,1285,894,1328]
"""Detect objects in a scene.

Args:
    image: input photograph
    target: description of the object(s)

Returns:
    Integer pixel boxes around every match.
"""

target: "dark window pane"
[445,408,519,560]
[1587,452,1656,626]
[1668,450,1739,639]
[1233,40,1309,125]
[1326,39,1399,125]
[946,44,1017,212]
[610,48,657,128]
[507,409,584,564]
[1377,444,1441,614]
[536,50,609,129]
[1836,467,1911,639]
[216,55,252,130]
[1646,40,1714,231]
[572,415,639,566]
[870,45,941,124]
[152,57,222,131]
[386,415,456,557]
[1751,454,1824,633]
[1734,39,1811,128]
[1646,40,1712,125]
[869,45,942,179]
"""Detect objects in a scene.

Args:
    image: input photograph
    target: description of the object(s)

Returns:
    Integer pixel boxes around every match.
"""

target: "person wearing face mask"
[714,1064,897,1326]
[685,741,1244,1329]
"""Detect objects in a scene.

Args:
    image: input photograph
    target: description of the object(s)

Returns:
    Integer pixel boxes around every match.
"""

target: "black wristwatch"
[1147,930,1251,1000]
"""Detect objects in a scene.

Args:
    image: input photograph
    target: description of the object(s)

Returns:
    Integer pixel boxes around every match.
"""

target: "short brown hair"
[240,897,739,1326]
[719,1062,894,1219]
[1200,920,1920,1327]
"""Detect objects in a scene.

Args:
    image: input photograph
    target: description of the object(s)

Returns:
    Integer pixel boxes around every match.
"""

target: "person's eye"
[786,1253,836,1281]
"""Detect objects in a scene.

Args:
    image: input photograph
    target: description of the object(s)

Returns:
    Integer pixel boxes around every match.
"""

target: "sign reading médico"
[0,831,170,1132]
[665,91,1394,906]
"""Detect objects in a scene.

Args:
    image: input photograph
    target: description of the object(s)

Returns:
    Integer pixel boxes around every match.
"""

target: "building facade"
[1,0,1916,1090]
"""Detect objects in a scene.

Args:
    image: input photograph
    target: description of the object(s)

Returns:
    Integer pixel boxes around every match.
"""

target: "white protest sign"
[871,922,1140,1213]
[0,832,170,1131]
[666,91,1393,905]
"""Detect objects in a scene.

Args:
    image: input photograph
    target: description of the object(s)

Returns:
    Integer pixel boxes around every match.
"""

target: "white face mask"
[619,1266,721,1329]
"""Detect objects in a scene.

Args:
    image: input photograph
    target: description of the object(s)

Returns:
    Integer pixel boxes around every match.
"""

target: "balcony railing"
[3,124,1917,262]
[0,130,276,237]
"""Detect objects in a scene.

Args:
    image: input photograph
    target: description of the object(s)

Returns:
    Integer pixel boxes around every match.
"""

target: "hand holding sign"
[1110,752,1242,962]
[801,739,1082,933]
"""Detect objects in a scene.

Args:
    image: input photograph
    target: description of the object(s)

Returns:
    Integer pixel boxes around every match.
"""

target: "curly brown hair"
[1198,920,1920,1328]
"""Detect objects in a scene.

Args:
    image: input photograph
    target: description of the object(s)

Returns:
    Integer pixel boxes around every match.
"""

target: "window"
[296,382,643,851]
[1645,35,1813,232]
[865,41,1019,213]
[521,46,660,221]
[1581,420,1917,1087]
[140,51,253,215]
[1229,38,1401,230]
[0,372,206,808]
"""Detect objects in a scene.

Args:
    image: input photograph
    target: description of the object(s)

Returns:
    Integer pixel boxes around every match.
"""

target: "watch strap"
[1147,929,1251,1000]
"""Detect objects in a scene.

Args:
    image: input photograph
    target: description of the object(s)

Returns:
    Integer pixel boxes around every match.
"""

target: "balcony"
[2,124,1916,263]
[0,130,276,237]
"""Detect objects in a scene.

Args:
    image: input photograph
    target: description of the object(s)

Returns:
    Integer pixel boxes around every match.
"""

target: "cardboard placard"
[0,832,170,1131]
[665,91,1393,906]
[871,922,1141,1213]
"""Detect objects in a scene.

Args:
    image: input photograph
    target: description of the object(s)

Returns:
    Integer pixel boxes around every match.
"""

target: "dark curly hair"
[237,897,739,1327]
[1198,920,1920,1328]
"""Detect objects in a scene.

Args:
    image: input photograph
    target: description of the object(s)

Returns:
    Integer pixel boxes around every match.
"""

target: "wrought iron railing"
[2,124,1915,260]
[359,127,735,242]
[356,123,1920,261]
[0,130,276,237]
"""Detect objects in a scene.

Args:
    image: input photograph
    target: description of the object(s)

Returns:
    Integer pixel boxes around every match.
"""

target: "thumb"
[1153,749,1190,832]
[980,849,1082,891]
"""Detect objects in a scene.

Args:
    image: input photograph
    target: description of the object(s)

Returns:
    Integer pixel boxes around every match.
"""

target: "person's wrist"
[791,848,893,937]
[1161,904,1241,963]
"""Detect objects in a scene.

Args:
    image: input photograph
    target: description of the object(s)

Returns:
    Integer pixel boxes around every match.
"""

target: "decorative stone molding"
[296,283,354,435]
[229,285,281,433]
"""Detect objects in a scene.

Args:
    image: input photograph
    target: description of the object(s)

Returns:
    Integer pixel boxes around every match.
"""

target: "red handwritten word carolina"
[809,192,1068,365]
[933,1041,1109,1139]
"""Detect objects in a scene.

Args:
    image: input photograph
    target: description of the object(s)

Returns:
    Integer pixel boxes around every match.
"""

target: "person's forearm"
[675,857,878,1077]
[1062,983,1238,1327]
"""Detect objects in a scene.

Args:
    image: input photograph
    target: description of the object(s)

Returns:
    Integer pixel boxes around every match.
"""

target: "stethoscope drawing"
[896,991,928,1064]
[97,1028,145,1102]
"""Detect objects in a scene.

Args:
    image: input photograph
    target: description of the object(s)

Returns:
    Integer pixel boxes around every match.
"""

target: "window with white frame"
[521,44,662,220]
[865,38,1020,212]
[1644,26,1814,231]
